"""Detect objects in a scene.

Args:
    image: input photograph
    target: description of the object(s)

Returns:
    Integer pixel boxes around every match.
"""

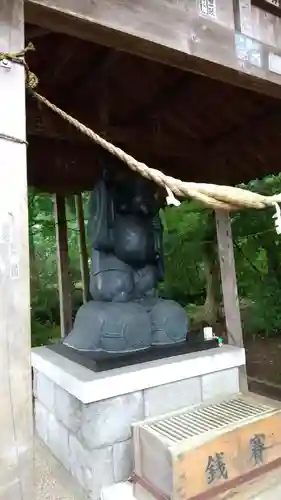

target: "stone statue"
[64,168,189,357]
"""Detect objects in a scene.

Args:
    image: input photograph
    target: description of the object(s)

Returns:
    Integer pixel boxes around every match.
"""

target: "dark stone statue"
[64,168,189,356]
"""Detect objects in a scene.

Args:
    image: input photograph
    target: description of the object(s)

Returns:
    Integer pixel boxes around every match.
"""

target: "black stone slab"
[47,331,219,373]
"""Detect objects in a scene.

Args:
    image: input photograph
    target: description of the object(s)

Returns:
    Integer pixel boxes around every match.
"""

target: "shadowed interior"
[25,22,281,194]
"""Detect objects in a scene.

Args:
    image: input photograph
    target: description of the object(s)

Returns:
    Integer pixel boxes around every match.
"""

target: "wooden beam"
[26,99,85,142]
[26,101,195,158]
[97,52,121,132]
[27,137,104,192]
[25,25,50,38]
[120,73,188,127]
[75,50,121,107]
[75,194,90,304]
[24,0,281,100]
[205,104,281,176]
[215,211,248,391]
[50,38,82,84]
[26,122,281,193]
[0,1,34,498]
[215,211,243,347]
[27,93,280,165]
[206,103,279,154]
[251,0,281,19]
[53,194,73,337]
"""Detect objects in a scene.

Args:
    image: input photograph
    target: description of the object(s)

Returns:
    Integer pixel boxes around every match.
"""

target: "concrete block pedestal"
[32,345,245,500]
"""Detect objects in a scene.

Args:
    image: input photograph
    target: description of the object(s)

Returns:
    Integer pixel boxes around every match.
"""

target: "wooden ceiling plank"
[51,39,83,83]
[27,125,281,193]
[118,73,188,126]
[207,104,281,159]
[67,48,120,103]
[26,102,197,158]
[25,24,50,38]
[24,0,281,100]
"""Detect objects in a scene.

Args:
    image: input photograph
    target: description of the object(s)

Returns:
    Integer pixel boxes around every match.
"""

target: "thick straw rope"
[1,44,281,211]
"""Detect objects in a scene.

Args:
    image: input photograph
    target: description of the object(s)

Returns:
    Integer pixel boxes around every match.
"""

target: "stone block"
[113,439,133,482]
[36,372,55,413]
[201,367,239,401]
[69,434,113,500]
[144,377,202,418]
[54,385,81,433]
[35,399,49,444]
[47,413,70,472]
[81,392,144,448]
[35,399,70,472]
[101,483,134,500]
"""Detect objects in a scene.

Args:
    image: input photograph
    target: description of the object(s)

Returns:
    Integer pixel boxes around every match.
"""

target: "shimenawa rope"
[1,44,281,212]
[0,133,28,145]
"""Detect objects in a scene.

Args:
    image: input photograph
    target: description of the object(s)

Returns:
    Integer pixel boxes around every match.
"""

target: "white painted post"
[0,1,34,498]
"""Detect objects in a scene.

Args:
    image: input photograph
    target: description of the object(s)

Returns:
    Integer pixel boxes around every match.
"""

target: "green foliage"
[244,279,281,336]
[31,319,61,347]
[29,175,281,345]
[160,202,209,305]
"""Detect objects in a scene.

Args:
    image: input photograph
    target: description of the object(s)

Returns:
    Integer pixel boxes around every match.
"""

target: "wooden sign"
[251,0,281,18]
[199,0,217,18]
[174,412,281,499]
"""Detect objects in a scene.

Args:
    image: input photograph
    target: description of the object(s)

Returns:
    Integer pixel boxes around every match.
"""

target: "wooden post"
[0,1,34,498]
[215,210,248,392]
[75,193,90,304]
[53,194,72,338]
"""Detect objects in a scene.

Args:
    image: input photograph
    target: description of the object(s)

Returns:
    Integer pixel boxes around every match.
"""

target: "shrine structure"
[2,1,281,499]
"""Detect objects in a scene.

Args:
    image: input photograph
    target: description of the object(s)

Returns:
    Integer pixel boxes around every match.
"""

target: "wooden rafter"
[54,46,110,105]
[22,0,281,192]
[50,38,82,84]
[251,0,281,18]
[25,24,50,38]
[206,104,281,163]
[118,73,188,126]
[26,99,200,158]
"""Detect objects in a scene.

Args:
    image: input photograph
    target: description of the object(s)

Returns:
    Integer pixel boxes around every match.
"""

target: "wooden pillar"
[75,194,90,304]
[215,210,248,391]
[0,1,34,498]
[53,194,72,338]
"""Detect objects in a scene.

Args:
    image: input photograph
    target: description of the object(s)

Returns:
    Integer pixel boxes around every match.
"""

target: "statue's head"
[103,166,161,215]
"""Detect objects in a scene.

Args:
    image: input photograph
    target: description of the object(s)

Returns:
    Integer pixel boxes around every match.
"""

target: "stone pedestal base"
[32,345,245,500]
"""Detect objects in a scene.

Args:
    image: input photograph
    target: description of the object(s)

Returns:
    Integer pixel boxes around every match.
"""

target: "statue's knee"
[134,265,157,298]
[90,251,134,302]
[150,299,189,345]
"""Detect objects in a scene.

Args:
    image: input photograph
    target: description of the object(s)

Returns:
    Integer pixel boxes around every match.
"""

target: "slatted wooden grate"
[133,394,281,500]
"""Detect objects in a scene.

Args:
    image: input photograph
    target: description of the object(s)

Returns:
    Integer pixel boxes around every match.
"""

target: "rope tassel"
[166,186,181,207]
[273,202,281,234]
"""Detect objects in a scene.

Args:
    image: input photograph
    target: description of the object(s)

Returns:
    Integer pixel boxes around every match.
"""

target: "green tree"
[28,173,281,344]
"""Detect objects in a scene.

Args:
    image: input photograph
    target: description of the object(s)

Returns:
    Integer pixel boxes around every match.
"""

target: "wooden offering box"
[133,394,281,500]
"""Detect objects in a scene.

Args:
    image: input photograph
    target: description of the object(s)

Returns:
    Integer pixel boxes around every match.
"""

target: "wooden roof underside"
[26,25,281,194]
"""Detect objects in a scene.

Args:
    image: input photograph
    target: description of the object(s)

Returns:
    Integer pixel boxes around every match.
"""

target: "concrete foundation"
[32,345,245,500]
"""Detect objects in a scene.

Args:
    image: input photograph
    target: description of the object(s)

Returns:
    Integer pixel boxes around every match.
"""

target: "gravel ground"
[35,439,87,500]
[35,434,281,500]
